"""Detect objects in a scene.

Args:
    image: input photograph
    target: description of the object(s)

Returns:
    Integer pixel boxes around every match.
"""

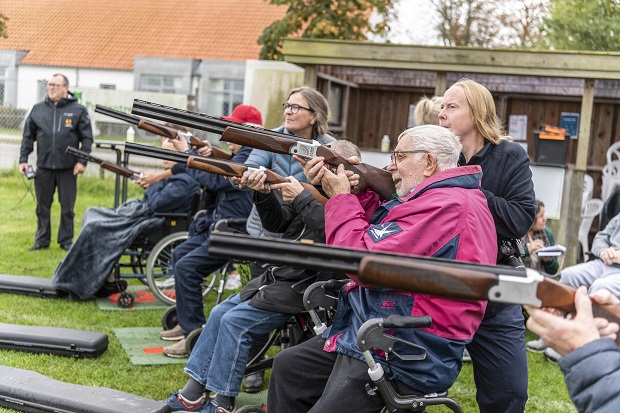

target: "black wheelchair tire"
[185,327,203,353]
[161,305,178,330]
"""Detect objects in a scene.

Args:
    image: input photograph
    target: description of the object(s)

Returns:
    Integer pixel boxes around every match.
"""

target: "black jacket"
[20,93,93,170]
[460,139,536,242]
[240,189,341,314]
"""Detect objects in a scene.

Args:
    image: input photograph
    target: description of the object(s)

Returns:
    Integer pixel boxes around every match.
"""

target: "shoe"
[164,391,206,412]
[526,338,547,353]
[160,324,187,341]
[462,348,471,362]
[544,347,562,364]
[28,243,49,251]
[242,371,264,393]
[60,242,73,251]
[200,398,236,413]
[164,339,189,358]
[94,279,128,298]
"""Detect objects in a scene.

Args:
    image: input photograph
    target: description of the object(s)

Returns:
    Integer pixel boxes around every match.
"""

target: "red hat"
[221,104,263,126]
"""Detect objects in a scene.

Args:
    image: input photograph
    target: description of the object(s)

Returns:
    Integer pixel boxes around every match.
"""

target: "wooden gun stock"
[358,255,620,348]
[188,136,232,160]
[222,126,396,201]
[187,156,328,206]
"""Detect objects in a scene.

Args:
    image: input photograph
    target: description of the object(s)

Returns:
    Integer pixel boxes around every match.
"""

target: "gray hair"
[328,139,361,160]
[397,125,462,171]
[52,73,69,87]
[288,86,331,138]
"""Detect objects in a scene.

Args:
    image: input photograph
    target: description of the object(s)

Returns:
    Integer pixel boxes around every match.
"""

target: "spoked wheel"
[117,292,135,308]
[146,232,189,305]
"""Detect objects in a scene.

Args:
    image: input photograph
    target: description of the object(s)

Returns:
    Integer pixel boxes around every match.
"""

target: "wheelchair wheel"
[146,232,189,305]
[185,327,203,353]
[117,292,135,308]
[162,306,178,330]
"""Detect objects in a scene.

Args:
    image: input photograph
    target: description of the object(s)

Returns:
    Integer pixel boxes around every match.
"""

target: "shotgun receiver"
[65,147,142,180]
[131,99,396,200]
[207,232,620,348]
[123,143,328,205]
[94,104,231,160]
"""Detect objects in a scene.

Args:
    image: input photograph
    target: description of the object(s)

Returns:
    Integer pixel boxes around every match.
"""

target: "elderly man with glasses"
[267,124,499,413]
[19,73,93,252]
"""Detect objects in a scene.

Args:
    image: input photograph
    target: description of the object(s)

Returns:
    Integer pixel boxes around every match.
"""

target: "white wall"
[16,66,133,109]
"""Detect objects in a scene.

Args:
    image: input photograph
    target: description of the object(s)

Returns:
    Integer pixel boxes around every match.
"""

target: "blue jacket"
[172,146,253,235]
[560,338,620,413]
[143,173,199,214]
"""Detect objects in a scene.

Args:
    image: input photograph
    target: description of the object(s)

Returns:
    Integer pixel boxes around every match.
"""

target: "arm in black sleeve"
[19,113,36,164]
[254,191,297,233]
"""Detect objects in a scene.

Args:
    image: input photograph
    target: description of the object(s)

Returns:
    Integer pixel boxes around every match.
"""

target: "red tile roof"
[0,0,286,69]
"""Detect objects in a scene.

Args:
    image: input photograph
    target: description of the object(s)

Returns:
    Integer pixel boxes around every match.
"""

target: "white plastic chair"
[579,198,604,262]
[582,174,594,210]
[601,161,620,202]
[606,141,620,165]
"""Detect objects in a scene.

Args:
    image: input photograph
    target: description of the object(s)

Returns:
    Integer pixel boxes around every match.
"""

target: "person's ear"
[424,153,437,177]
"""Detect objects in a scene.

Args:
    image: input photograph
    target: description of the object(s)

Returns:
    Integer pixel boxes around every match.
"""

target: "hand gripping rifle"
[94,104,231,160]
[123,143,328,205]
[131,99,396,200]
[207,232,620,348]
[65,147,142,180]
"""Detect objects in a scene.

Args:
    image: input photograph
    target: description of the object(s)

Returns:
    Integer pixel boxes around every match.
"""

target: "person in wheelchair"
[163,140,357,413]
[158,105,262,357]
[52,139,200,300]
[266,125,498,413]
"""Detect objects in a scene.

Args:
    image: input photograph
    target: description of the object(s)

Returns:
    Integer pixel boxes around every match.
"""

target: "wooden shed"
[282,39,620,265]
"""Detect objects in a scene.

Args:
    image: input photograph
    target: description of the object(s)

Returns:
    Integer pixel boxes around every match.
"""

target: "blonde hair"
[414,96,443,126]
[451,78,509,144]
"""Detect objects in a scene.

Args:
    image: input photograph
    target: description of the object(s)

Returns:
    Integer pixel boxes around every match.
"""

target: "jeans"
[184,293,290,396]
[172,232,226,332]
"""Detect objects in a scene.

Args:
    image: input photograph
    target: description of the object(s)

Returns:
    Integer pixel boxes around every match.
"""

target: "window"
[207,79,244,117]
[328,83,344,126]
[140,75,183,93]
[100,84,116,90]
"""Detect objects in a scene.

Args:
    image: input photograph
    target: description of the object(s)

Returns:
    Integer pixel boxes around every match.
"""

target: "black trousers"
[34,168,76,246]
[267,335,385,413]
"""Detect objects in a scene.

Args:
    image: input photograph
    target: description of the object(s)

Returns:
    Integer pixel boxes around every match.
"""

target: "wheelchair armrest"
[303,279,347,312]
[356,316,430,362]
[153,212,187,219]
[213,218,248,233]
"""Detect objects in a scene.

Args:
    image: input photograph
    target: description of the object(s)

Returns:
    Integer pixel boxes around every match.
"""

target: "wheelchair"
[302,280,464,413]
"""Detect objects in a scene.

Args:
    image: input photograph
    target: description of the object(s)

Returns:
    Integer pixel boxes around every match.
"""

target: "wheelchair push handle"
[383,314,432,329]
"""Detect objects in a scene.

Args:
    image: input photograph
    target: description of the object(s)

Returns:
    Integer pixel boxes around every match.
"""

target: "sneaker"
[242,371,264,393]
[161,324,187,341]
[164,339,189,358]
[526,338,547,353]
[165,391,206,412]
[201,398,236,413]
[462,348,471,362]
[544,347,561,364]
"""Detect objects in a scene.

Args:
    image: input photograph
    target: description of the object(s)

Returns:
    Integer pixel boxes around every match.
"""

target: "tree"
[543,0,620,51]
[258,0,396,60]
[0,12,8,38]
[431,0,505,47]
[500,0,548,48]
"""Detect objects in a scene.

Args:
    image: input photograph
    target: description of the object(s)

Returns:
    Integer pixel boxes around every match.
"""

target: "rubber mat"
[96,285,170,311]
[114,327,186,365]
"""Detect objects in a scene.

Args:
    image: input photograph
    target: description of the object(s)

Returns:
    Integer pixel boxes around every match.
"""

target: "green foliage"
[0,12,7,38]
[0,169,578,412]
[258,0,396,60]
[544,0,620,51]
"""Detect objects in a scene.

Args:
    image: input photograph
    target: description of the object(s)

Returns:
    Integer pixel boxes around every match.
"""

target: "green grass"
[0,169,577,412]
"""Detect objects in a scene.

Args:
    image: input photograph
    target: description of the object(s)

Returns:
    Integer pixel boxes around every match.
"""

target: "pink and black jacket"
[323,165,497,394]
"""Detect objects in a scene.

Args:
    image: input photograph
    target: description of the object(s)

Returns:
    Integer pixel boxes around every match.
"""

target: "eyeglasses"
[390,150,430,165]
[47,83,66,88]
[282,102,314,114]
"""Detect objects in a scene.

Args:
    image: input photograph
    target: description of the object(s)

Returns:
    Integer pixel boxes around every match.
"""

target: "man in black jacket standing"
[19,74,93,251]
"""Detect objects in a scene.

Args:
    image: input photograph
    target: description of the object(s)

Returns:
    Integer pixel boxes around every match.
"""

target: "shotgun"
[207,232,620,348]
[131,99,396,200]
[65,147,142,180]
[94,104,231,160]
[123,143,328,205]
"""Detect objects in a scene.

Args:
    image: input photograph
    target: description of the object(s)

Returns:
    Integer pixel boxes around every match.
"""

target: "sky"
[379,0,441,45]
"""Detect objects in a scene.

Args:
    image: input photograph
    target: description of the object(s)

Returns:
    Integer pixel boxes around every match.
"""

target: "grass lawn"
[0,169,576,412]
